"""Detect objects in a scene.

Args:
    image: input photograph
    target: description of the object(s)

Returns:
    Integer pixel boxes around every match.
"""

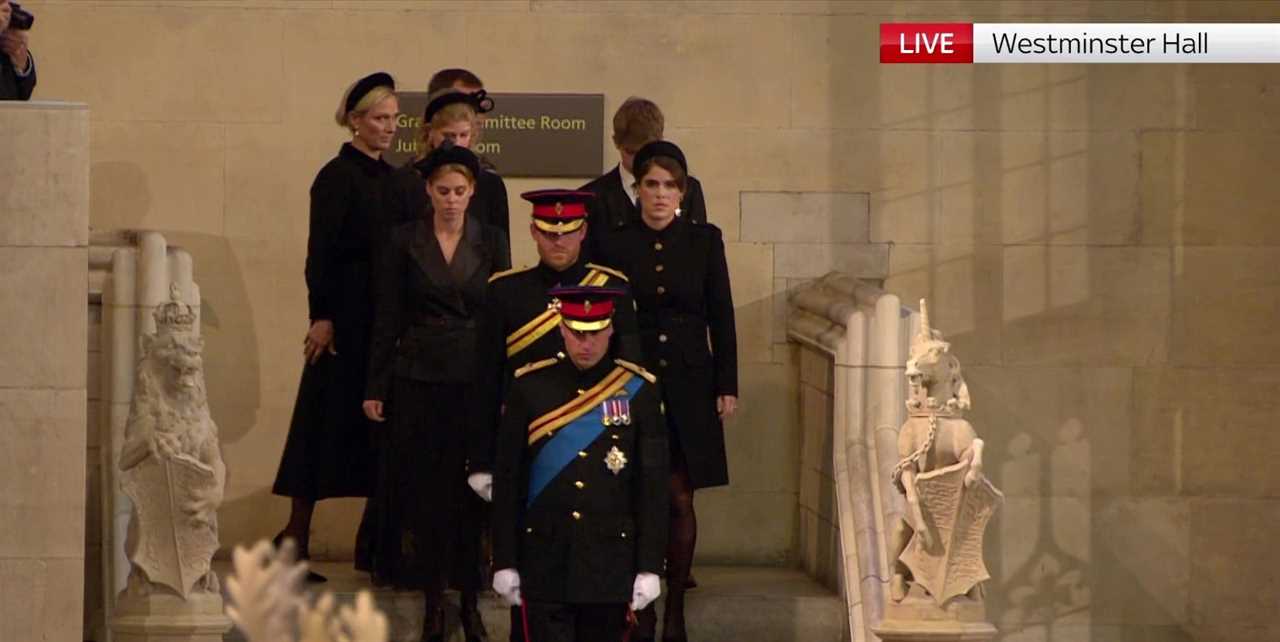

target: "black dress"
[362,216,510,590]
[597,218,737,489]
[273,143,393,500]
[387,161,511,251]
[579,165,707,260]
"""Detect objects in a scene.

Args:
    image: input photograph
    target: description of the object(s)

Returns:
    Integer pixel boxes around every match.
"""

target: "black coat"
[0,52,35,101]
[360,216,509,590]
[579,165,707,259]
[473,259,643,470]
[596,218,737,489]
[273,143,394,500]
[492,356,669,604]
[365,217,511,399]
[387,162,511,252]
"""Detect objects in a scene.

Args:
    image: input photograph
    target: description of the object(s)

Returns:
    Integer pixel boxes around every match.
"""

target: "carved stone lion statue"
[119,284,226,599]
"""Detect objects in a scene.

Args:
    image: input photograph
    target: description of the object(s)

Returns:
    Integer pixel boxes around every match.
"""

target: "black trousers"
[520,601,629,642]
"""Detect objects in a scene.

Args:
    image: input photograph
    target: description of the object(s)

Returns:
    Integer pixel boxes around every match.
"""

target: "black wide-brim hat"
[423,89,496,123]
[632,140,688,177]
[344,71,395,115]
[413,140,481,180]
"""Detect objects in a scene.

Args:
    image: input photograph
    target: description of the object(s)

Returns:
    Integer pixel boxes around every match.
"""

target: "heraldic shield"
[901,460,1005,606]
[121,453,220,598]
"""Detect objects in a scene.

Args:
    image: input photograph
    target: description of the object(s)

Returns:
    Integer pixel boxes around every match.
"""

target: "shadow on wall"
[868,27,1206,641]
[90,160,264,443]
[160,230,262,447]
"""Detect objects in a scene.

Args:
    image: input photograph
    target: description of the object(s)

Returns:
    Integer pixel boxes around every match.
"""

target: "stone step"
[217,562,848,642]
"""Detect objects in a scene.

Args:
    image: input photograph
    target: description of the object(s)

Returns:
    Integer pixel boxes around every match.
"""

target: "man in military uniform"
[491,285,668,642]
[469,189,640,497]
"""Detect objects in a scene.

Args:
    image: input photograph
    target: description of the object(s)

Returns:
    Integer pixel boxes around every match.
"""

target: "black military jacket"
[579,165,707,260]
[472,260,642,469]
[596,218,737,395]
[595,217,738,488]
[365,217,510,400]
[492,356,669,604]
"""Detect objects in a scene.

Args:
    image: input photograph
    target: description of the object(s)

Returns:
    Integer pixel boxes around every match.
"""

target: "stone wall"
[0,101,90,642]
[869,4,1280,641]
[796,344,841,594]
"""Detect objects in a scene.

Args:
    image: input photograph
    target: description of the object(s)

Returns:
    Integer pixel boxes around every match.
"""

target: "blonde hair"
[334,85,396,131]
[416,90,482,160]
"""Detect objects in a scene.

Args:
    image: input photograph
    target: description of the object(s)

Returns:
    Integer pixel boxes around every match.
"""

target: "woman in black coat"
[271,72,399,580]
[386,89,510,250]
[596,141,738,642]
[362,143,510,642]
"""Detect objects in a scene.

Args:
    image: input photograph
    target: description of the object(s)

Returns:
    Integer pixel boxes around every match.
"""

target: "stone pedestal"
[872,588,996,642]
[110,591,231,642]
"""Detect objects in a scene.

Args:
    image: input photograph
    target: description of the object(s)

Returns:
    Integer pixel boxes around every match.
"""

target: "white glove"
[493,568,522,607]
[630,572,661,611]
[467,472,493,502]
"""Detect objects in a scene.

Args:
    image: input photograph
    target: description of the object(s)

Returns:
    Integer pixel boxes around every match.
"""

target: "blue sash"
[527,376,644,507]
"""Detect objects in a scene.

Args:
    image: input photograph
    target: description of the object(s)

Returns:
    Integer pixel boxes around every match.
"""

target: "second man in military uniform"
[491,285,668,642]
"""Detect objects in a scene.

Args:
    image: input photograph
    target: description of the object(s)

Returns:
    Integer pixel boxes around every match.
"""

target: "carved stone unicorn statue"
[886,299,1004,614]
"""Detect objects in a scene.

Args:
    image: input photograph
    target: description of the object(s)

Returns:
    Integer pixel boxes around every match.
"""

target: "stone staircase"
[218,562,847,642]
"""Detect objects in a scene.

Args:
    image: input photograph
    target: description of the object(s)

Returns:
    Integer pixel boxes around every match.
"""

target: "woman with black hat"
[270,72,399,582]
[596,141,738,642]
[362,143,510,642]
[386,87,511,252]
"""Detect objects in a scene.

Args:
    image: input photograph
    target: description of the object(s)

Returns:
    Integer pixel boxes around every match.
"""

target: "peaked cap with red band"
[549,284,627,332]
[521,189,593,235]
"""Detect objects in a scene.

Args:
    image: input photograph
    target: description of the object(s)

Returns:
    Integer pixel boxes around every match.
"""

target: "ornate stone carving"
[876,299,1002,641]
[226,539,390,642]
[118,284,226,599]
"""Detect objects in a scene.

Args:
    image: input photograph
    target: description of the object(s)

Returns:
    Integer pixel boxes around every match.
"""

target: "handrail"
[786,273,920,642]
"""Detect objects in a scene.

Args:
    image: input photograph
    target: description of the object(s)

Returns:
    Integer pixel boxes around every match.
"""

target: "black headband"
[423,89,495,123]
[414,140,481,181]
[344,71,395,115]
[632,140,688,177]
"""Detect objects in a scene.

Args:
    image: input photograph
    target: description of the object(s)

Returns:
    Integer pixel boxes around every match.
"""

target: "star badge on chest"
[604,446,628,475]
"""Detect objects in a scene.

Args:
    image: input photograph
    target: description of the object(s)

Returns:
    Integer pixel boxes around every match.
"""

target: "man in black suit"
[491,285,668,642]
[0,0,36,101]
[580,97,706,258]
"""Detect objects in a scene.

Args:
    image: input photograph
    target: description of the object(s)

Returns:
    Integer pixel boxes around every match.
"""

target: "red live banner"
[881,23,974,63]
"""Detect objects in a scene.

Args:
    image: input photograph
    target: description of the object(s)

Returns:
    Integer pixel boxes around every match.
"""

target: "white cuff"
[14,53,33,77]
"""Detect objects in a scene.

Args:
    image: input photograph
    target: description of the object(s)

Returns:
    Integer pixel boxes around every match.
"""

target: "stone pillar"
[100,232,208,642]
[0,101,90,641]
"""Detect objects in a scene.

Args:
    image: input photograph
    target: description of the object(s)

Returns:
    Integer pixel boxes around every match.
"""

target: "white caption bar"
[974,23,1279,63]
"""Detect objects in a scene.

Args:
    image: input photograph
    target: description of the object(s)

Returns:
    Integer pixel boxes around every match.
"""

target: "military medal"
[605,446,628,475]
[601,399,632,427]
